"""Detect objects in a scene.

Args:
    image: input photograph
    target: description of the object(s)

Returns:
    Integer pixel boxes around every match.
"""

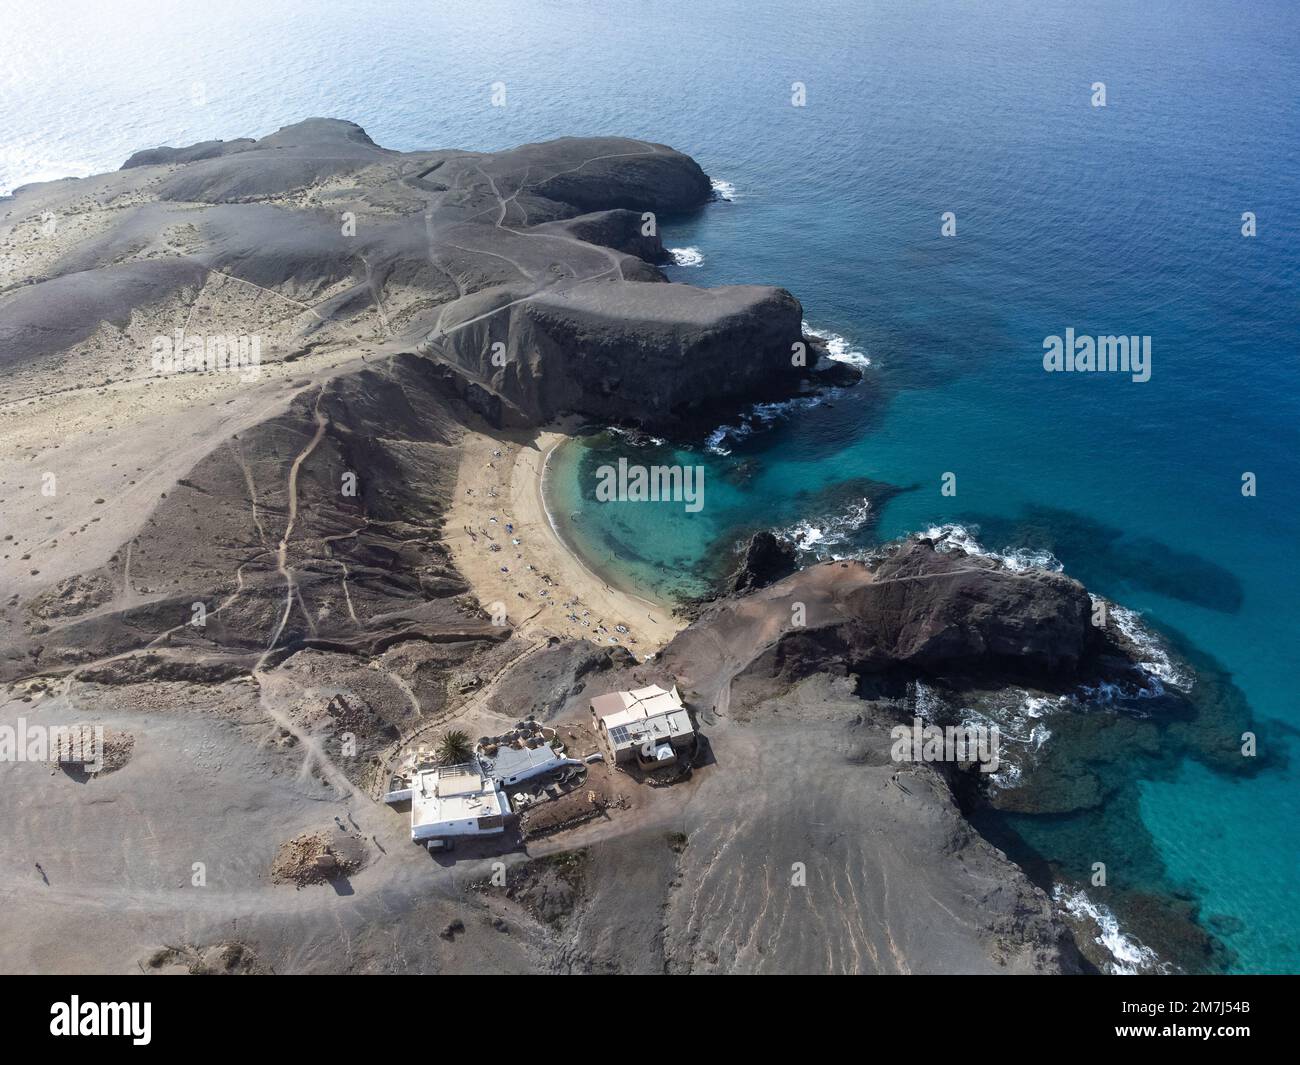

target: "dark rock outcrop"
[121,137,257,169]
[845,539,1094,678]
[434,281,823,433]
[729,531,798,593]
[496,136,712,214]
[530,208,669,263]
[735,541,1095,688]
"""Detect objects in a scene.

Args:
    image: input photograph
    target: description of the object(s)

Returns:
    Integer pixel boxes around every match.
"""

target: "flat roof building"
[478,741,565,786]
[590,684,694,768]
[409,761,509,843]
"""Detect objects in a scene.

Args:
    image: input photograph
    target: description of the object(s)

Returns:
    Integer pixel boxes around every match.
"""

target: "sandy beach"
[444,423,685,657]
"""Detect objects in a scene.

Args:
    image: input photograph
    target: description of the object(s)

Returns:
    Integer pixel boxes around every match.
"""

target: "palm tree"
[437,729,473,766]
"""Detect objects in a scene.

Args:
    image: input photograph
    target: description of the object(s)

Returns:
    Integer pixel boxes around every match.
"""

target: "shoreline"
[444,423,685,657]
[536,434,674,614]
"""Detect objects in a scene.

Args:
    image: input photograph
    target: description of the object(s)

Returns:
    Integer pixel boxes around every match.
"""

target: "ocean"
[4,0,1297,972]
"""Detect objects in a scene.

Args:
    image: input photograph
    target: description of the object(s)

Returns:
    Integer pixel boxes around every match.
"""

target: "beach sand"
[444,423,685,657]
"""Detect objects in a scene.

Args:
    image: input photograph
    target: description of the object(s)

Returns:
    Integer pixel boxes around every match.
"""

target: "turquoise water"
[4,0,1297,971]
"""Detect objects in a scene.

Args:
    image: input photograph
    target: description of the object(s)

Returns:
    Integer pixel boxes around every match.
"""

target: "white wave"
[1076,678,1159,709]
[1053,885,1166,975]
[668,246,704,267]
[605,425,666,447]
[703,425,733,456]
[710,178,737,201]
[803,320,871,368]
[703,389,842,455]
[959,688,1064,790]
[776,496,872,559]
[1108,603,1194,693]
[1074,599,1192,701]
[1016,694,1058,751]
[920,523,1063,573]
[911,679,945,720]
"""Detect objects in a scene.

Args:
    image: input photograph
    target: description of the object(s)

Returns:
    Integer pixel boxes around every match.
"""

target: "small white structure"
[478,741,585,786]
[383,779,413,804]
[590,684,694,768]
[406,761,509,843]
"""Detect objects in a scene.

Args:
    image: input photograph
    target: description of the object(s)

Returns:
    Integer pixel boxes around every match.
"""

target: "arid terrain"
[0,120,1250,974]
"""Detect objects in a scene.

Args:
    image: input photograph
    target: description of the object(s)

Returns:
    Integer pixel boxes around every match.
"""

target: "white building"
[406,761,509,843]
[590,684,694,768]
[477,741,585,786]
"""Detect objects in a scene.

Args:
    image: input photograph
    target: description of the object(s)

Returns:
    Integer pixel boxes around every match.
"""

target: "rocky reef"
[697,534,1268,973]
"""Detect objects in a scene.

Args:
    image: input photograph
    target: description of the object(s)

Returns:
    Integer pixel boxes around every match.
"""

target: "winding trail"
[259,386,330,666]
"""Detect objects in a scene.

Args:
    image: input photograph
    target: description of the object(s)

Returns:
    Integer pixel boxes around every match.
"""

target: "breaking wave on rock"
[908,679,1060,792]
[803,321,871,369]
[604,425,667,448]
[776,496,873,559]
[1108,603,1195,694]
[922,523,1064,573]
[668,246,704,266]
[963,688,1061,791]
[703,389,842,455]
[1053,885,1167,975]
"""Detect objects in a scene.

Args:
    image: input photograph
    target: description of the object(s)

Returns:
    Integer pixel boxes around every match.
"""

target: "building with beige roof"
[590,684,695,768]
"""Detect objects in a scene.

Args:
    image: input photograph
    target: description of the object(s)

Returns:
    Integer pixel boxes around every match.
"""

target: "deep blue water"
[4,0,1297,972]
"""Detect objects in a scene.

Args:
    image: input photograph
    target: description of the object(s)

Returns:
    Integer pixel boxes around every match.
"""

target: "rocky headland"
[0,119,1261,974]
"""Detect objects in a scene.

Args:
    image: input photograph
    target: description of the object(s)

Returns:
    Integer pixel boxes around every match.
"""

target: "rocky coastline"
[0,119,1262,974]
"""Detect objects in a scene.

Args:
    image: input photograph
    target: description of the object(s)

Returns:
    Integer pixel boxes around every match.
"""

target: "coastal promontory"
[0,119,1240,975]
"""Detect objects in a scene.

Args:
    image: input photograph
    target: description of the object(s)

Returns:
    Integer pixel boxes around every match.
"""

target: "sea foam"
[921,523,1063,573]
[776,496,872,558]
[803,321,871,369]
[1108,603,1195,693]
[704,390,841,455]
[1053,885,1167,975]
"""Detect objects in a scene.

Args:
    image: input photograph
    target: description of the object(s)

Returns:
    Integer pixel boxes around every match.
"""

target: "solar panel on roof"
[609,725,631,744]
